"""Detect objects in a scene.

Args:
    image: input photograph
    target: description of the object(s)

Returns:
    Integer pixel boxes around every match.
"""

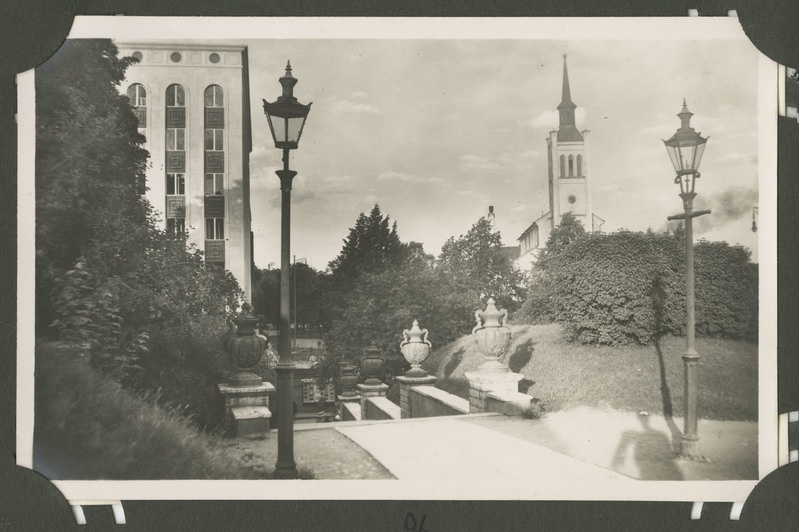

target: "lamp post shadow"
[654,335,683,453]
[610,413,684,480]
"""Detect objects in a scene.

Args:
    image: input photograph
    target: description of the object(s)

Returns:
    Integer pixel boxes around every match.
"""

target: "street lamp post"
[663,100,709,459]
[262,61,312,478]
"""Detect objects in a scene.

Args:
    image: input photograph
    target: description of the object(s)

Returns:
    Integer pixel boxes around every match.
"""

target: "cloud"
[459,154,502,173]
[331,99,382,116]
[517,149,542,159]
[708,152,757,165]
[694,185,758,233]
[321,174,355,185]
[376,170,442,184]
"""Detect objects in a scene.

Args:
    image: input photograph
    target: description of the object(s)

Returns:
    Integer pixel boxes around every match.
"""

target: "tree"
[252,267,280,326]
[35,39,246,427]
[323,204,410,326]
[36,39,150,334]
[438,217,524,311]
[320,258,474,382]
[515,213,586,324]
[536,212,586,265]
[327,204,406,282]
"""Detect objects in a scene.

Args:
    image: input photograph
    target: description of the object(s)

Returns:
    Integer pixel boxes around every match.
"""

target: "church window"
[559,155,566,177]
[577,154,583,176]
[568,155,575,176]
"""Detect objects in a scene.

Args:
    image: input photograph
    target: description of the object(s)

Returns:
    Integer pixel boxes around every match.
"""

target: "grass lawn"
[424,324,758,421]
[34,342,314,480]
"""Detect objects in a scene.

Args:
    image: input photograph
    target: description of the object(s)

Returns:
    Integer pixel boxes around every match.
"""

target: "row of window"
[143,83,227,264]
[164,217,224,240]
[165,172,226,196]
[126,84,225,110]
[559,153,584,177]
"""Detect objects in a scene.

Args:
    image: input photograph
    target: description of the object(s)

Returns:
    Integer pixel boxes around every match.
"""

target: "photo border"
[15,15,779,506]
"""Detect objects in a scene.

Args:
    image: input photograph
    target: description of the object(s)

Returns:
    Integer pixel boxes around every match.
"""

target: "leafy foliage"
[36,39,246,428]
[517,228,758,345]
[438,217,525,312]
[321,259,476,381]
[536,212,587,265]
[252,262,325,330]
[321,212,521,384]
[327,204,407,284]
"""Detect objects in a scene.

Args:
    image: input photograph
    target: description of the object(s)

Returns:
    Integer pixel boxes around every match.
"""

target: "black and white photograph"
[16,16,778,503]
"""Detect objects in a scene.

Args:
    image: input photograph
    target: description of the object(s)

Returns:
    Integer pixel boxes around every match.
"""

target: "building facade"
[517,56,603,266]
[116,42,253,300]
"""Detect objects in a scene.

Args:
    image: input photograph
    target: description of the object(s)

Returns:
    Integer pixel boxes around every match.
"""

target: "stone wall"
[409,386,469,418]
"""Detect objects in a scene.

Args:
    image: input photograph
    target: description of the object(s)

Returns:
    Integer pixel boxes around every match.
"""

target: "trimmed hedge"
[521,231,757,345]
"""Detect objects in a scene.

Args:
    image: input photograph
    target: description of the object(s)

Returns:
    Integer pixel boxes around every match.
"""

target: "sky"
[245,37,761,271]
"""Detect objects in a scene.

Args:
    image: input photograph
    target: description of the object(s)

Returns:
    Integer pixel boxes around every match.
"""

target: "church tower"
[517,55,603,265]
[546,54,595,233]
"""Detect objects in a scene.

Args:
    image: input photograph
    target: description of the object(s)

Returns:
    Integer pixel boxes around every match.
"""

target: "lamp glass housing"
[664,135,707,175]
[264,106,309,150]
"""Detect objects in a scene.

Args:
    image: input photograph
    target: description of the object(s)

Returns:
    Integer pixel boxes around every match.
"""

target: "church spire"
[556,54,583,142]
[559,54,574,112]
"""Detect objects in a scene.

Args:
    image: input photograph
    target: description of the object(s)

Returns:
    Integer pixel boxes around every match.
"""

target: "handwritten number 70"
[404,512,428,532]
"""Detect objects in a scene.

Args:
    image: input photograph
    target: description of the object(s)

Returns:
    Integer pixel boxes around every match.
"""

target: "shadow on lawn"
[653,335,682,452]
[508,339,536,394]
[651,274,682,452]
[443,347,465,378]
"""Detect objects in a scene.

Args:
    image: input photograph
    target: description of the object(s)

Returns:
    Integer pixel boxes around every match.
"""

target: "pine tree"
[327,204,406,283]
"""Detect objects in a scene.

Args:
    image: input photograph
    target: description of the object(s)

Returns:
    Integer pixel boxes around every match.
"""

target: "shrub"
[34,343,268,479]
[321,261,477,382]
[530,231,757,345]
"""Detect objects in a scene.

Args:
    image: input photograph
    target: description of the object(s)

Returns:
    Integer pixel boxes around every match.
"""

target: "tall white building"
[116,42,253,300]
[517,55,604,267]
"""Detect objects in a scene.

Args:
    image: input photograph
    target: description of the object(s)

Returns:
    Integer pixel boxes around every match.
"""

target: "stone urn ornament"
[400,319,432,377]
[472,297,512,373]
[360,342,385,386]
[228,307,268,386]
[338,359,359,397]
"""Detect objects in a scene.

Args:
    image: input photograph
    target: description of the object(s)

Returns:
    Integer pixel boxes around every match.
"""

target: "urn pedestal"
[400,319,432,377]
[220,310,273,436]
[396,319,437,418]
[360,343,385,385]
[218,382,275,437]
[464,298,525,414]
[228,314,267,386]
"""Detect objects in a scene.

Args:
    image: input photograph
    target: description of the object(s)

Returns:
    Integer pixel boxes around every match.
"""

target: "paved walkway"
[336,416,630,481]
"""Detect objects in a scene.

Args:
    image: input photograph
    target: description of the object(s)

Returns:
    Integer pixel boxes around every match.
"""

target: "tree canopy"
[438,216,524,311]
[327,204,407,282]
